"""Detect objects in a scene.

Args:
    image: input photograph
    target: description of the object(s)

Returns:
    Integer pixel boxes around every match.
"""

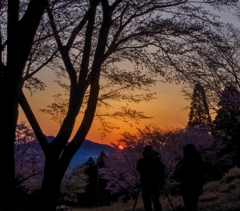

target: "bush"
[221,166,240,183]
[198,167,240,211]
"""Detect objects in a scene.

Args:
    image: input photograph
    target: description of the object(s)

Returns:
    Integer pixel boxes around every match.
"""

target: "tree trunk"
[0,70,21,211]
[0,129,16,211]
[40,176,59,211]
[38,155,64,211]
[0,1,49,210]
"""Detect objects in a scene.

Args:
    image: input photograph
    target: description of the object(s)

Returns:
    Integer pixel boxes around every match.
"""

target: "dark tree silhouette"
[188,83,212,127]
[17,1,234,210]
[22,0,238,210]
[212,85,240,159]
[0,1,49,210]
[78,153,110,207]
[181,24,240,110]
[1,1,237,211]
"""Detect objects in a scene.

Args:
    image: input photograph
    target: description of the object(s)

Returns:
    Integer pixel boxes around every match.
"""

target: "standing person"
[136,145,165,211]
[173,144,204,211]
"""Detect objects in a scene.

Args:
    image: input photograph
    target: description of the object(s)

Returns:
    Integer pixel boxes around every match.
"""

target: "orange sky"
[86,83,190,145]
[18,66,189,145]
[18,9,237,146]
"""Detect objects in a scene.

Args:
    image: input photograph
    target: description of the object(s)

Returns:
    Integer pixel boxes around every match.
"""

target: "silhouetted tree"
[3,0,236,210]
[15,123,44,211]
[59,165,88,205]
[0,1,49,210]
[181,24,240,109]
[99,125,215,201]
[1,1,238,211]
[15,123,44,189]
[96,151,110,206]
[77,152,110,207]
[212,85,240,162]
[78,157,97,207]
[188,83,212,127]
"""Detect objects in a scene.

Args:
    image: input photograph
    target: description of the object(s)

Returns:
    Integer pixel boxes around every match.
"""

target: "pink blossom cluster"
[99,125,215,200]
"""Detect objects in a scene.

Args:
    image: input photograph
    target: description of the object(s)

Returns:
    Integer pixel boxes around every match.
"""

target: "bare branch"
[24,49,58,80]
[19,91,48,153]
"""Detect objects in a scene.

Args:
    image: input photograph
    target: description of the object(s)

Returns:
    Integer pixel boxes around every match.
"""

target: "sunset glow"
[118,145,124,150]
[18,67,191,146]
[18,80,190,146]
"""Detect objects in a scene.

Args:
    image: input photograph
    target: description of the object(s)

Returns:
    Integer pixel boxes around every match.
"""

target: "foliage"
[2,0,239,210]
[37,0,240,137]
[15,122,90,208]
[181,23,240,110]
[99,147,140,202]
[188,83,212,127]
[0,0,59,92]
[199,167,240,211]
[0,0,54,209]
[221,166,240,183]
[40,94,69,126]
[73,167,240,211]
[71,200,144,211]
[99,124,215,201]
[15,122,44,189]
[60,165,88,204]
[77,153,111,207]
[212,85,240,162]
[15,123,44,211]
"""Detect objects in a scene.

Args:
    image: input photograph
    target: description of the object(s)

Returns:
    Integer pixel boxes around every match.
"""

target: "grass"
[69,167,240,211]
[70,201,144,211]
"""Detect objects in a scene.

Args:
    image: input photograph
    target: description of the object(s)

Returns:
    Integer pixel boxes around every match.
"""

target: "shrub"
[221,166,240,183]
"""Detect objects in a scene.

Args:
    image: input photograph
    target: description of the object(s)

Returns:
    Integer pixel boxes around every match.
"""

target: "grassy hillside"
[70,167,240,211]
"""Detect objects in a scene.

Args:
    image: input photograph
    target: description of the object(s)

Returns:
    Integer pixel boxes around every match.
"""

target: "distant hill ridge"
[46,136,114,167]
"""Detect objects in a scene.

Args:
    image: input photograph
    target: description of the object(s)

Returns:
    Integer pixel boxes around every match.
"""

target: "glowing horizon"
[17,10,237,146]
[18,75,190,146]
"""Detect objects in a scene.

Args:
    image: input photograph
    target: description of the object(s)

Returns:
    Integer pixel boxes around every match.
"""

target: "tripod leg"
[132,186,141,211]
[162,186,176,211]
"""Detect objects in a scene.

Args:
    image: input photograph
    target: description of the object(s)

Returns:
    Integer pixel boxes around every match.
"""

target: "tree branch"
[19,91,48,153]
[24,49,58,80]
[77,1,98,84]
[111,0,123,11]
[16,171,43,187]
[16,0,49,64]
[65,9,91,51]
[55,0,114,179]
[47,5,78,88]
[46,5,63,50]
[0,25,2,64]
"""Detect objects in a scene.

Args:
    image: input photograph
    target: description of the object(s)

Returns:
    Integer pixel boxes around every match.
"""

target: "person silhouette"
[173,144,204,211]
[136,145,165,211]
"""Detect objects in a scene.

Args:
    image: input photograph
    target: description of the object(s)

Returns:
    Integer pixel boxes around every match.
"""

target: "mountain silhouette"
[46,136,114,167]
